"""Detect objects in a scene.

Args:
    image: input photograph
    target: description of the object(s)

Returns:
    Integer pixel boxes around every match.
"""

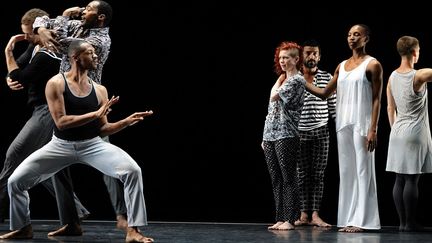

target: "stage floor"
[1,220,431,242]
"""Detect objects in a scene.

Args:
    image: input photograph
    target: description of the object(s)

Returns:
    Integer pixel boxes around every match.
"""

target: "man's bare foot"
[294,212,309,226]
[276,221,295,230]
[125,227,154,243]
[310,217,331,227]
[310,212,331,227]
[116,214,128,231]
[48,223,83,236]
[294,218,309,226]
[295,212,309,226]
[268,221,284,230]
[0,224,33,239]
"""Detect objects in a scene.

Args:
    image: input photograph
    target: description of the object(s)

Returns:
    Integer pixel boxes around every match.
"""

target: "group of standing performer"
[262,24,432,233]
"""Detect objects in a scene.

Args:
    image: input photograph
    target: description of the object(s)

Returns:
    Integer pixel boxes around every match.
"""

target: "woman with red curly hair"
[261,41,305,230]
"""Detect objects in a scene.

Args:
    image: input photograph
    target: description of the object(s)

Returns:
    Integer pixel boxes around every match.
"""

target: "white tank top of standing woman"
[336,56,374,136]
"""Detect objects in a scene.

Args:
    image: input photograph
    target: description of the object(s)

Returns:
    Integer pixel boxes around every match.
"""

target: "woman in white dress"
[304,24,383,233]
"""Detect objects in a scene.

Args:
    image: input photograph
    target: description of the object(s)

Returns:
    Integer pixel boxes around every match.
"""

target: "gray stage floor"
[1,220,432,242]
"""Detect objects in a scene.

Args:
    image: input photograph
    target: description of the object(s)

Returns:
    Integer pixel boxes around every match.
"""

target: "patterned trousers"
[263,137,300,223]
[297,125,329,212]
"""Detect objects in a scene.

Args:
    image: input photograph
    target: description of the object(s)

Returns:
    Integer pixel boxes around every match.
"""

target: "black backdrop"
[1,1,432,226]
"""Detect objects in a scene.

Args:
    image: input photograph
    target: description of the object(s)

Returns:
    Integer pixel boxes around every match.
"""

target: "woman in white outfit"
[304,24,383,233]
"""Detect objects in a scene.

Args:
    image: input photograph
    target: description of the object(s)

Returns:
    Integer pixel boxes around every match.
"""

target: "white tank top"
[336,56,374,136]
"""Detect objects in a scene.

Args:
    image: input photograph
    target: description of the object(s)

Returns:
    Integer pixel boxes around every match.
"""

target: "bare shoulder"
[47,73,63,84]
[93,81,108,100]
[93,82,107,93]
[46,73,65,90]
[368,58,383,68]
[416,68,432,82]
[367,58,383,75]
[333,63,341,76]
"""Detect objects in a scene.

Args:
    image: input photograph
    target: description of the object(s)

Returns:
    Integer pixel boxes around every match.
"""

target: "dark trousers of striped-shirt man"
[297,125,330,212]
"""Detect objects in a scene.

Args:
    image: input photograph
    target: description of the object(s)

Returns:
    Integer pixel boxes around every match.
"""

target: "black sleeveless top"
[54,73,101,141]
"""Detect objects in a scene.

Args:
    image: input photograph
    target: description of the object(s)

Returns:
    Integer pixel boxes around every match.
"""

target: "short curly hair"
[273,41,303,75]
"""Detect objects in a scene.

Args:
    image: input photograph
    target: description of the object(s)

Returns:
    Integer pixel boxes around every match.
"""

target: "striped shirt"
[298,69,336,131]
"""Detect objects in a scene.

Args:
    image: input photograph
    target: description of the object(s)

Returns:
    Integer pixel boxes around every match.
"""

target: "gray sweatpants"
[8,135,147,230]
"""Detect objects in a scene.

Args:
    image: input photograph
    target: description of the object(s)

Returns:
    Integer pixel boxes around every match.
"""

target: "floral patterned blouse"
[33,16,111,84]
[263,73,306,141]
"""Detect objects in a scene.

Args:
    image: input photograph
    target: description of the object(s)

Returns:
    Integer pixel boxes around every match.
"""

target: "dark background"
[1,1,432,227]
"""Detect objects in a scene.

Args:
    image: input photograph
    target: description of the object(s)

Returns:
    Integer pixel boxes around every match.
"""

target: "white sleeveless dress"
[386,70,432,174]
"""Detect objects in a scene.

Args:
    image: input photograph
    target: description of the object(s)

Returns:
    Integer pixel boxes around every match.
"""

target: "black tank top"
[54,73,101,141]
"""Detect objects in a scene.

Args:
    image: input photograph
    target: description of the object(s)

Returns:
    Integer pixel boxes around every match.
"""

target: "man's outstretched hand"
[127,110,154,127]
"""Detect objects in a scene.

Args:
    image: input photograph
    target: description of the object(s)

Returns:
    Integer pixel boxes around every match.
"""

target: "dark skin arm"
[304,64,340,99]
[366,59,383,152]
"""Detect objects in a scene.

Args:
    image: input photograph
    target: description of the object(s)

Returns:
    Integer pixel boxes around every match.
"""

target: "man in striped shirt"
[295,39,336,227]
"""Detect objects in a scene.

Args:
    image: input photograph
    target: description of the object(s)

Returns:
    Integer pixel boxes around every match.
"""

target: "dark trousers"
[263,137,300,223]
[0,105,88,222]
[297,125,329,212]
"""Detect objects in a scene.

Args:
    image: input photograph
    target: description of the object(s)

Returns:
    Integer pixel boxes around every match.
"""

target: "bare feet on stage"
[116,214,128,231]
[309,214,331,227]
[0,224,33,239]
[48,222,83,236]
[268,221,284,230]
[277,221,295,230]
[338,226,364,233]
[125,227,154,243]
[294,213,309,226]
[268,221,294,230]
[295,212,331,227]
